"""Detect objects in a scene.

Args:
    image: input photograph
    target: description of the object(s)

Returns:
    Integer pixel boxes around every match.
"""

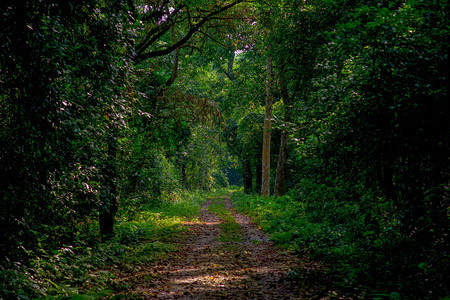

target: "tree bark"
[243,159,252,194]
[224,50,236,81]
[166,47,179,87]
[274,75,293,198]
[274,132,288,198]
[261,55,274,197]
[166,26,180,87]
[99,124,118,241]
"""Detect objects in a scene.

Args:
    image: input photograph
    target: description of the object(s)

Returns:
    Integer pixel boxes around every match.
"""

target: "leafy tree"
[0,0,136,256]
[1,0,447,297]
[284,0,449,295]
[132,0,246,62]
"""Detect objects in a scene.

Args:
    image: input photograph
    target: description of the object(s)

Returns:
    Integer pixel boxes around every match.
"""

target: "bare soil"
[114,195,333,299]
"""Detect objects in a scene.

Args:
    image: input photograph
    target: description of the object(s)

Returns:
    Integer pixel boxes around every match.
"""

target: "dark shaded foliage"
[0,0,133,261]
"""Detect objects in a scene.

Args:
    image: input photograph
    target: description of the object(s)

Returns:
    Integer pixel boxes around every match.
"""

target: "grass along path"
[115,193,333,299]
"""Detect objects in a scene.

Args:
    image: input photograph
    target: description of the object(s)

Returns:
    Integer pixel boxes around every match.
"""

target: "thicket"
[0,1,232,296]
[302,1,449,296]
[233,179,447,298]
[1,189,224,298]
[226,0,448,298]
[1,0,448,298]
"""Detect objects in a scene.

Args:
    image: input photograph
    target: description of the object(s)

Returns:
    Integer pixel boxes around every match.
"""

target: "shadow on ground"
[113,197,333,299]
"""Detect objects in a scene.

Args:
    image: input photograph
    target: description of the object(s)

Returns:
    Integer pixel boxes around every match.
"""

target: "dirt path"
[116,195,331,299]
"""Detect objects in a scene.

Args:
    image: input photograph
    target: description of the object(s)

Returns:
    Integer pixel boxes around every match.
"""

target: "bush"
[213,170,230,188]
[231,179,426,297]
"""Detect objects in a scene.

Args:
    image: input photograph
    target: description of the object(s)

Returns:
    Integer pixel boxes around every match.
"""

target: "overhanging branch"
[136,0,244,62]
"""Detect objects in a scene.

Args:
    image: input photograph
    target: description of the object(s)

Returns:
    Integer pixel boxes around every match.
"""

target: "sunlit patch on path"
[115,196,332,299]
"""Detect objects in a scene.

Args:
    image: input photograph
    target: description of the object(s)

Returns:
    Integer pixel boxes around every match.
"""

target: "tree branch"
[136,6,184,56]
[198,29,229,48]
[136,0,244,62]
[166,26,179,87]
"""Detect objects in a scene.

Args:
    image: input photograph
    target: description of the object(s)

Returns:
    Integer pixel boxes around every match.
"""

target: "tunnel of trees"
[1,0,448,298]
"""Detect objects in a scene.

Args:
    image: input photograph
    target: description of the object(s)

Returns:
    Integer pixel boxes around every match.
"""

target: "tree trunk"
[166,26,179,87]
[243,159,252,194]
[255,160,262,194]
[165,47,179,87]
[261,55,274,197]
[99,124,118,241]
[224,49,236,80]
[274,74,293,198]
[274,131,288,198]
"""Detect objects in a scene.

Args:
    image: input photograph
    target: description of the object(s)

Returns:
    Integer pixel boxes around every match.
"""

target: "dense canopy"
[1,0,448,298]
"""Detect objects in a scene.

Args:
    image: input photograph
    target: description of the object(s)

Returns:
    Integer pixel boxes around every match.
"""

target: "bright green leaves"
[183,125,229,191]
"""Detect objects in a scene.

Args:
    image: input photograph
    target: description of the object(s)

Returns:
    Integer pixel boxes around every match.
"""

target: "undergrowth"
[1,188,234,299]
[231,181,447,299]
[208,196,242,243]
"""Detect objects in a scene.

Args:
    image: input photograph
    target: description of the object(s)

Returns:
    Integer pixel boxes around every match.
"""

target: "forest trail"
[115,194,332,299]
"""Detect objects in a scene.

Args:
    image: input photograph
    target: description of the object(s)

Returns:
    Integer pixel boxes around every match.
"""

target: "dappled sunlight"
[171,271,243,286]
[183,220,221,226]
[115,196,312,298]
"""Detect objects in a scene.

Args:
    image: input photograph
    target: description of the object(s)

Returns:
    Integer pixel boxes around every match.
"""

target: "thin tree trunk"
[99,124,118,241]
[243,159,252,194]
[274,75,293,198]
[261,55,274,197]
[274,132,288,198]
[256,160,262,193]
[165,47,179,87]
[225,49,235,80]
[166,26,179,87]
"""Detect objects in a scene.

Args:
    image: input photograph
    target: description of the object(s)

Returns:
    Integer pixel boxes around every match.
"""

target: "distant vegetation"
[1,0,448,298]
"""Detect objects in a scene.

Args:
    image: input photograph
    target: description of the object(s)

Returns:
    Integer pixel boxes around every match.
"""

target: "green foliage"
[182,125,229,191]
[208,197,242,243]
[256,0,449,296]
[0,0,135,262]
[120,141,180,207]
[232,175,447,298]
[1,0,448,298]
[237,112,264,192]
[0,188,221,299]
